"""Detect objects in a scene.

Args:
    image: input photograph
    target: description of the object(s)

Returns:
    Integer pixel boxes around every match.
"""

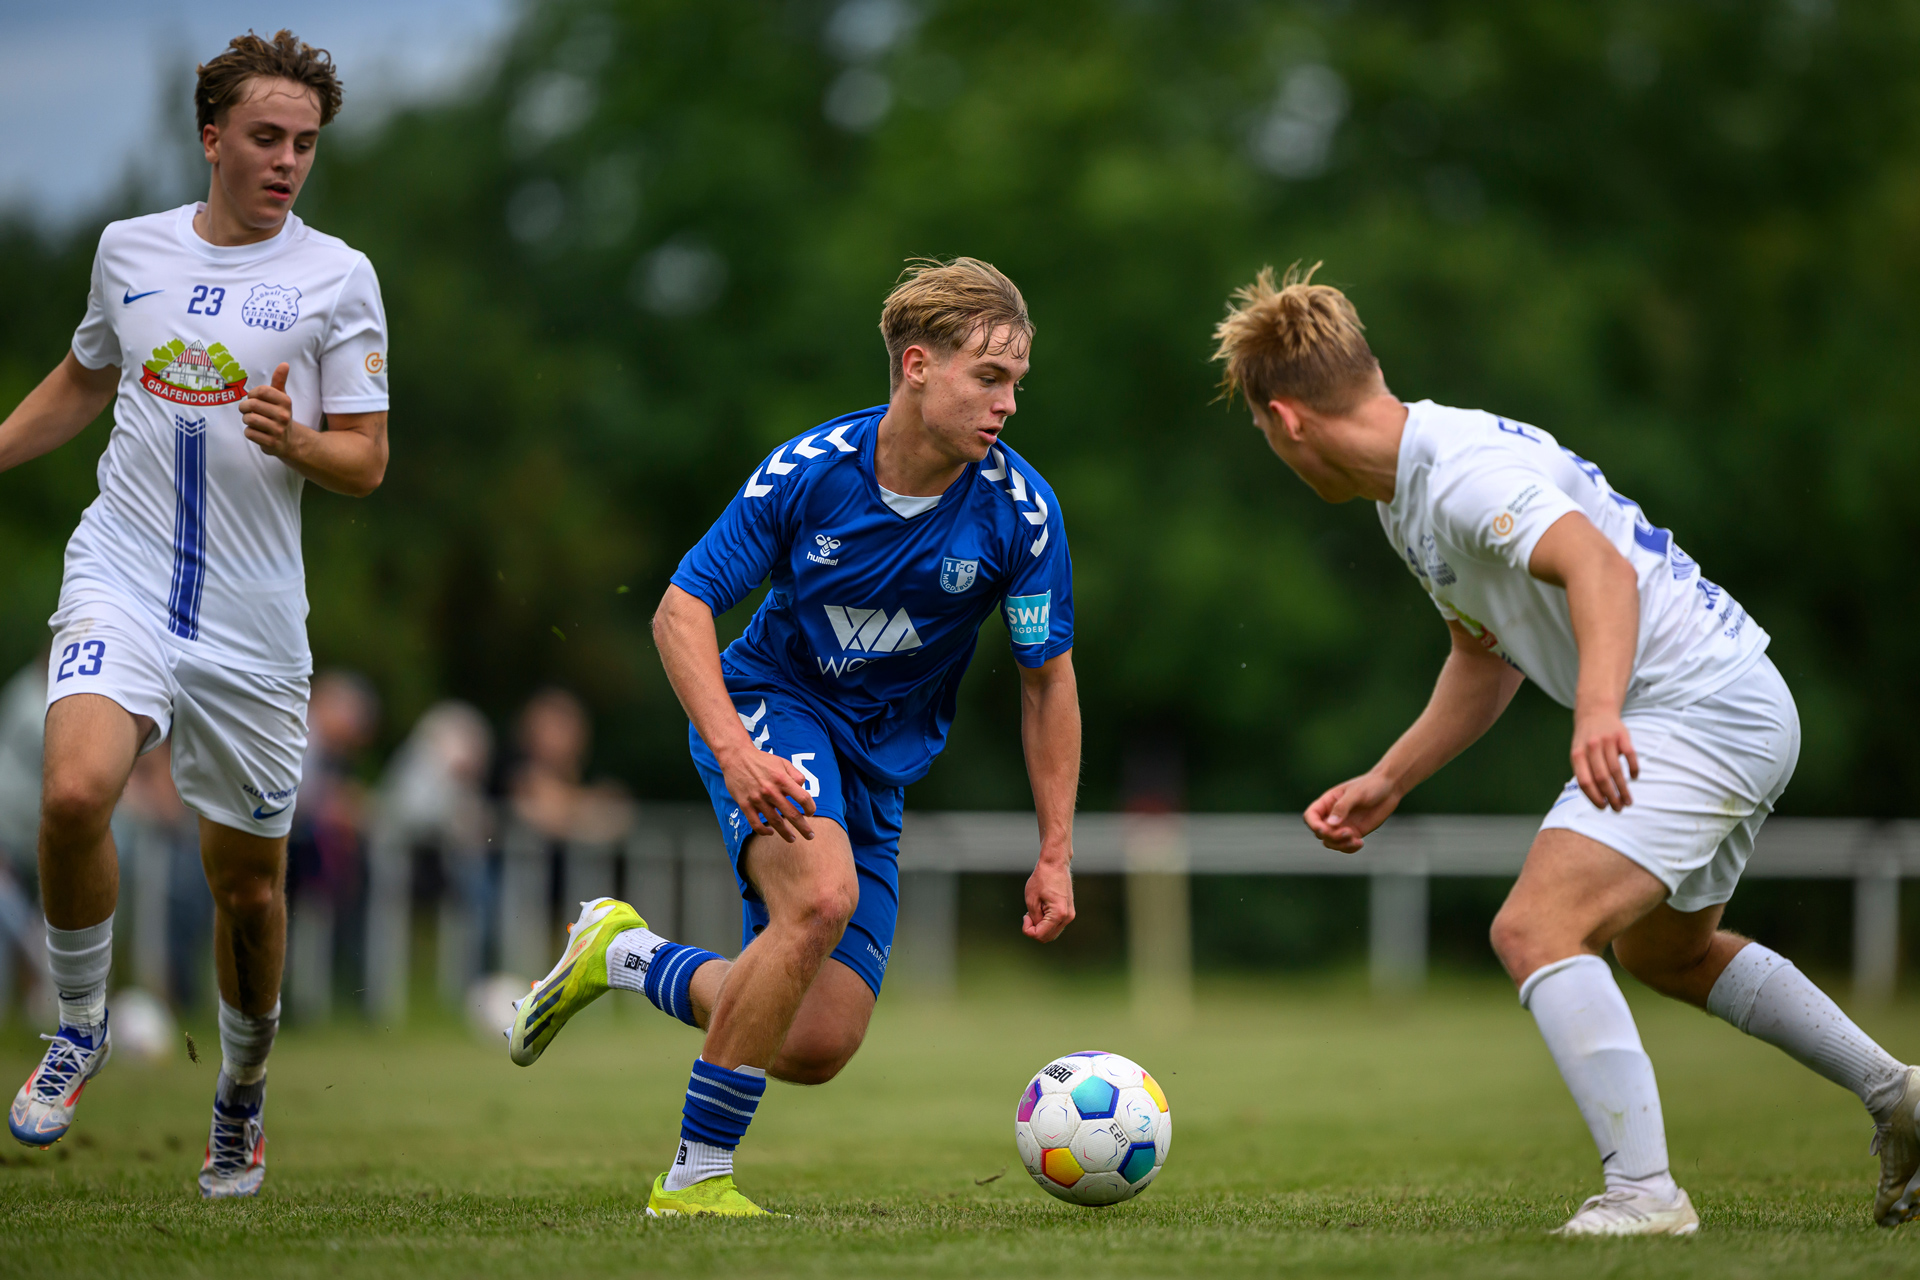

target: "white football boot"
[8,1020,111,1149]
[1870,1065,1920,1226]
[1552,1185,1700,1236]
[199,1074,267,1199]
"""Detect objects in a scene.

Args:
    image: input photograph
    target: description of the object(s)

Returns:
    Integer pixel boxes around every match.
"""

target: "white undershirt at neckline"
[878,484,942,519]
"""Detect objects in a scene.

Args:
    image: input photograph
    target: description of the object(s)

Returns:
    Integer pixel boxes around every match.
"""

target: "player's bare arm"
[0,353,118,473]
[652,584,816,842]
[1526,512,1640,812]
[235,362,386,496]
[1017,649,1079,942]
[1304,620,1523,852]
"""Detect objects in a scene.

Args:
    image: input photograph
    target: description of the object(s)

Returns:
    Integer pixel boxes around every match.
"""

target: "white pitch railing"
[329,809,1920,1024]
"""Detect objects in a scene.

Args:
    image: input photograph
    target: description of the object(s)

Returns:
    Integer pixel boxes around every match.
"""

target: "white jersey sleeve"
[1428,456,1584,577]
[317,257,388,415]
[71,245,121,371]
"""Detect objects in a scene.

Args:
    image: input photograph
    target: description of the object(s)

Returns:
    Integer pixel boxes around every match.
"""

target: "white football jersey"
[1378,400,1767,711]
[65,203,388,676]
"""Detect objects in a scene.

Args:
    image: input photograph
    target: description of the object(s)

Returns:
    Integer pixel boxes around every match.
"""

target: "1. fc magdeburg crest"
[939,557,978,594]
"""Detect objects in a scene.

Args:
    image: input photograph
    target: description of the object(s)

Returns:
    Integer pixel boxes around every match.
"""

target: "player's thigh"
[740,818,858,929]
[779,957,877,1079]
[167,659,308,841]
[197,817,288,915]
[40,696,151,823]
[1493,828,1669,975]
[42,594,173,819]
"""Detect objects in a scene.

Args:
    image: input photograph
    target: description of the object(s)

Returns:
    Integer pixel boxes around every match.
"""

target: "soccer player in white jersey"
[0,32,388,1197]
[1212,265,1920,1235]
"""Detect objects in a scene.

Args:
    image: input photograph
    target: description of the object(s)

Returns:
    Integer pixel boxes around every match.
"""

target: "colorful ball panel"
[1119,1142,1158,1185]
[1040,1147,1085,1188]
[1016,1080,1041,1123]
[1070,1075,1118,1119]
[1141,1071,1169,1112]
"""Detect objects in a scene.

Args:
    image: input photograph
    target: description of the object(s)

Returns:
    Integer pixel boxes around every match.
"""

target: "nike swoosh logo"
[252,804,291,820]
[122,288,163,304]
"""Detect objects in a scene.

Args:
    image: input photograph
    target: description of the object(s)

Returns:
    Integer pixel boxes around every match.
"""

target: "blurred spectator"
[509,687,631,842]
[379,701,495,1004]
[286,671,380,1022]
[0,652,50,1023]
[116,740,209,1010]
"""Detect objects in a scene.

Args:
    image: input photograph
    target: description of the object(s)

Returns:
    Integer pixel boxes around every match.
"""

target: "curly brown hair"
[195,29,342,132]
[1211,261,1380,415]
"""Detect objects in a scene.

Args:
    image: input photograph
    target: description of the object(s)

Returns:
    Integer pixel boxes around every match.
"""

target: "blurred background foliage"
[1,0,1912,823]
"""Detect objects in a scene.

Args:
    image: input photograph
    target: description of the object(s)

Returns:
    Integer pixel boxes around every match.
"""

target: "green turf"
[4,969,1920,1278]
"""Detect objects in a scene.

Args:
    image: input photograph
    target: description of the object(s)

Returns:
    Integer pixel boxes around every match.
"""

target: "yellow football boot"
[645,1171,782,1217]
[507,897,645,1066]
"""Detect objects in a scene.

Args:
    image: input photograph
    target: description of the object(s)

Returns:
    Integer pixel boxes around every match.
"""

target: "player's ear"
[202,121,221,165]
[1266,397,1309,441]
[900,344,932,390]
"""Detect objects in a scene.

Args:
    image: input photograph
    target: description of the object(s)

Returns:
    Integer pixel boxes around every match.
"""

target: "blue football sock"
[681,1058,767,1150]
[642,942,722,1028]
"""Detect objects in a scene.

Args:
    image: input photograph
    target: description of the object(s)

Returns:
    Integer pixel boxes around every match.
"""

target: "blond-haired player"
[1212,264,1920,1234]
[0,32,387,1196]
[506,258,1081,1215]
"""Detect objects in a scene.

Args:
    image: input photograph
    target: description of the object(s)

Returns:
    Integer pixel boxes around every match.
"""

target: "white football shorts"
[46,585,308,838]
[1539,653,1799,914]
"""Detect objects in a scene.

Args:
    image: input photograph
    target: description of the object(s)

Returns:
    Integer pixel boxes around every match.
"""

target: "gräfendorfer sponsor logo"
[1004,592,1051,645]
[140,337,248,406]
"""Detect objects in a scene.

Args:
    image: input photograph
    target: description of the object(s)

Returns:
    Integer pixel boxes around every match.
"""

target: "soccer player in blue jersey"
[509,258,1080,1215]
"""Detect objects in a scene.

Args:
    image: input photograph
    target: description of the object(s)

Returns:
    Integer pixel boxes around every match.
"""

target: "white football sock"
[663,1138,735,1192]
[1521,954,1677,1196]
[606,926,671,993]
[1708,943,1907,1119]
[46,916,113,1033]
[218,998,281,1086]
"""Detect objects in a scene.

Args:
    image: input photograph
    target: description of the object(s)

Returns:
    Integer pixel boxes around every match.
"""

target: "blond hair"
[880,257,1033,392]
[1211,262,1379,414]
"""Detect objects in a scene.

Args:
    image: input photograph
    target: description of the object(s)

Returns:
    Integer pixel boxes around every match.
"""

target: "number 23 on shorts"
[56,640,106,681]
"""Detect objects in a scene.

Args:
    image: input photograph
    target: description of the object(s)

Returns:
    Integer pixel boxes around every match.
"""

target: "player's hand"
[1304,770,1402,853]
[1570,711,1637,811]
[1022,855,1074,942]
[239,363,297,460]
[719,743,816,843]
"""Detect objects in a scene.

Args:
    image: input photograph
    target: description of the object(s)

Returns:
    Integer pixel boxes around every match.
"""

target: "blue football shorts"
[689,683,903,996]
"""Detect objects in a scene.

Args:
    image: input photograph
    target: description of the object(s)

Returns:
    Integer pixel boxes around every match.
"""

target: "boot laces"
[207,1106,261,1175]
[29,1035,91,1102]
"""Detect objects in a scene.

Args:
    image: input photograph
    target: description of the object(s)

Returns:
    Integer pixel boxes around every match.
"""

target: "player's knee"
[38,769,119,841]
[793,881,857,938]
[1489,906,1556,977]
[774,1024,866,1085]
[211,874,281,921]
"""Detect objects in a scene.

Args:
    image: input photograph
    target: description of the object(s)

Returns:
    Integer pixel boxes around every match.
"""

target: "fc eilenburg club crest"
[939,556,978,594]
[241,283,302,332]
[140,338,247,406]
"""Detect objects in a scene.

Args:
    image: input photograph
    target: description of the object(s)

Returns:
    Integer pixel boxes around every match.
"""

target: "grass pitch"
[4,968,1920,1278]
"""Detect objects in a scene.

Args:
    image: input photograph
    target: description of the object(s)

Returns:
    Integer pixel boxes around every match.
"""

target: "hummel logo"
[123,287,163,304]
[807,534,842,566]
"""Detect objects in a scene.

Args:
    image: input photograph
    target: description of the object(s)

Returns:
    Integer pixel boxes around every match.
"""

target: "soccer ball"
[1015,1050,1170,1206]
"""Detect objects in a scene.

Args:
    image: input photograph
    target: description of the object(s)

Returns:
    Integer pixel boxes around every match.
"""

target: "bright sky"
[0,0,516,228]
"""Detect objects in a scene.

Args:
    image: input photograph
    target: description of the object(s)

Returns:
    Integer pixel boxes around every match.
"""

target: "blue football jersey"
[670,405,1074,787]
